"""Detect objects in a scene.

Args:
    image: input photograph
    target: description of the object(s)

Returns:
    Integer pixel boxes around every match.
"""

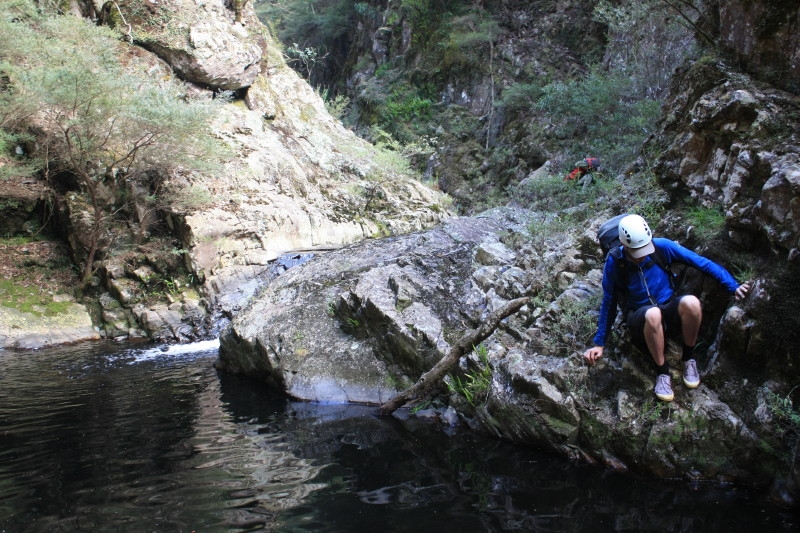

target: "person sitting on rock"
[582,214,750,402]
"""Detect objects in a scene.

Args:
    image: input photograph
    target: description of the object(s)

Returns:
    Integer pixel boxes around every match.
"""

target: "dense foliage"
[256,0,701,213]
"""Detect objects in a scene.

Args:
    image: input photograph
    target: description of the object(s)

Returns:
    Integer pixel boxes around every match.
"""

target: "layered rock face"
[140,1,448,317]
[655,60,800,258]
[651,60,800,384]
[718,0,800,94]
[14,0,450,346]
[217,202,795,501]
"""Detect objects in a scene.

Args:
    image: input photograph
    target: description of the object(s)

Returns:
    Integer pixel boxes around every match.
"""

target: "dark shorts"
[625,296,687,353]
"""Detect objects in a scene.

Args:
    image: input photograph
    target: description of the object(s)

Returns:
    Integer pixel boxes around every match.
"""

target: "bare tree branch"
[376,297,529,416]
[659,0,716,47]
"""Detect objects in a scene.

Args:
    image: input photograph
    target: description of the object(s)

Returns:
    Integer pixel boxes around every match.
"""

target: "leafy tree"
[0,0,40,177]
[256,0,362,87]
[498,82,544,112]
[0,2,229,284]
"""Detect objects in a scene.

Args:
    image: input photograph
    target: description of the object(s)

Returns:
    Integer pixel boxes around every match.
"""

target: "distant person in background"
[564,157,600,189]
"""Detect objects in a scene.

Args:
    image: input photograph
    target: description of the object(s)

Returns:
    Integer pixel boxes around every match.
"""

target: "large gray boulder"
[218,205,797,501]
[0,299,100,349]
[218,208,533,403]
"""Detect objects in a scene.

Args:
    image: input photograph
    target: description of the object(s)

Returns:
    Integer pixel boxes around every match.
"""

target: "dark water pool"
[0,340,796,532]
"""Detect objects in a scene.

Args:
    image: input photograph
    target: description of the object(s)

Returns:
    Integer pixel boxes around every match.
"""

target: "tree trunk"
[376,297,529,416]
[234,0,250,24]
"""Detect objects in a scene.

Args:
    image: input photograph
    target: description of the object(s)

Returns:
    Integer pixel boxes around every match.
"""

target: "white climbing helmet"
[618,214,655,258]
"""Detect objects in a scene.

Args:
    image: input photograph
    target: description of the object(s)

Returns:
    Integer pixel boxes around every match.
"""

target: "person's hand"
[583,346,604,365]
[735,282,751,300]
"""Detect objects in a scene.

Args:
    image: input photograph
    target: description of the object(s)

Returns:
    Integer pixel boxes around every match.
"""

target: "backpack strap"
[650,244,682,292]
[609,246,629,311]
[610,243,680,309]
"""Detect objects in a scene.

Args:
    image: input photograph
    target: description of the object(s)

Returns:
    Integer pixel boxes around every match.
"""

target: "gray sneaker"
[683,359,700,389]
[655,374,674,402]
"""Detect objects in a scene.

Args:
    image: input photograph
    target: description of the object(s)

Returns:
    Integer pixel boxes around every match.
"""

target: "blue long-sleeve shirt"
[592,237,740,346]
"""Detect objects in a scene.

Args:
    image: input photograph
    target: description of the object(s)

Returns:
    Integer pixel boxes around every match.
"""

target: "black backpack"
[597,214,629,257]
[596,214,680,309]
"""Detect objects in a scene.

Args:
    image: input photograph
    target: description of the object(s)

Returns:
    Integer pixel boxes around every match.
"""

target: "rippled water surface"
[0,340,797,532]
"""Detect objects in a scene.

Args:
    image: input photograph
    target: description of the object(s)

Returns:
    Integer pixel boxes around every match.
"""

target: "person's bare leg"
[678,295,702,388]
[643,306,665,365]
[678,295,702,347]
[644,306,673,401]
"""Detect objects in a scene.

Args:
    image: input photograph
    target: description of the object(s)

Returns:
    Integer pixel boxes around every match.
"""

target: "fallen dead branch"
[376,296,529,416]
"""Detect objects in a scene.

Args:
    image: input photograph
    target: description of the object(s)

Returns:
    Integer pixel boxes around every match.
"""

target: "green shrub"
[385,93,433,123]
[536,69,662,174]
[319,88,351,120]
[534,293,602,357]
[765,388,800,438]
[447,343,493,406]
[285,43,324,79]
[498,82,544,112]
[0,4,231,282]
[516,172,625,213]
[730,264,755,285]
[638,397,667,424]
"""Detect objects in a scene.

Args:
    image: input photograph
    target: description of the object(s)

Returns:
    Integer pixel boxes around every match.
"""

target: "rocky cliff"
[218,12,800,505]
[0,0,450,348]
[113,0,451,326]
[2,0,799,507]
[718,0,799,94]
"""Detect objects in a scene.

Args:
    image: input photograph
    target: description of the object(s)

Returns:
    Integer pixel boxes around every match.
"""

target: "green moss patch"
[0,278,72,317]
[0,238,79,317]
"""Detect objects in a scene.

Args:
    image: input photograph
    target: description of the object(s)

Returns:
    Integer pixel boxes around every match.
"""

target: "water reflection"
[0,341,797,532]
[0,341,325,531]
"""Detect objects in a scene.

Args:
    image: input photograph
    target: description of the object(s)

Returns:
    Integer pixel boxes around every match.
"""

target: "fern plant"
[447,344,493,406]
